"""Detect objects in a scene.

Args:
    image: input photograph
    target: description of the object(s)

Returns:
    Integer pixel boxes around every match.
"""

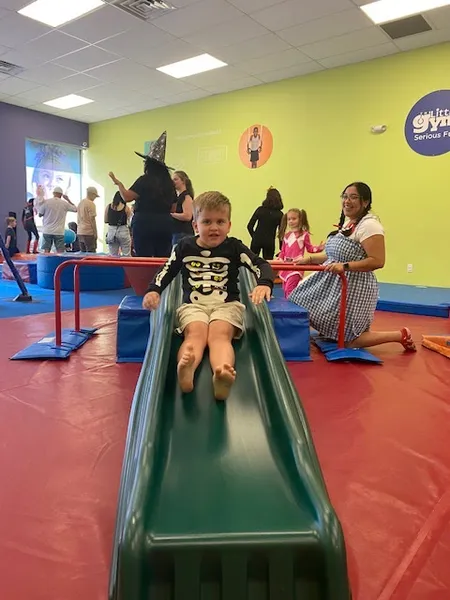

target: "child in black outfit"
[4,217,19,256]
[143,191,275,401]
[247,187,284,259]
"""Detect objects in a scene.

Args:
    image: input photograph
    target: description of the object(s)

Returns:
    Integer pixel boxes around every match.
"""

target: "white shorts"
[176,301,246,339]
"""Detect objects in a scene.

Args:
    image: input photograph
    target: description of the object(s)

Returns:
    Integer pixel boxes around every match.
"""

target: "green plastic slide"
[109,269,351,599]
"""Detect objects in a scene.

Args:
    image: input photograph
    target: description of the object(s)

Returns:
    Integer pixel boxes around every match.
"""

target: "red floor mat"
[0,309,449,600]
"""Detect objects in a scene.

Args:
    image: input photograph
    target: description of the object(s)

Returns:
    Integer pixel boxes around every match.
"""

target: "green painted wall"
[87,42,450,287]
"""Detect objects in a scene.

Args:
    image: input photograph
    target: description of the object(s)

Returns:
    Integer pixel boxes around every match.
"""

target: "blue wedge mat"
[11,327,97,360]
[310,331,383,364]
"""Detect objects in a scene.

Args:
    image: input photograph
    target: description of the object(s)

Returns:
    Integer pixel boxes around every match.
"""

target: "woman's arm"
[171,195,193,221]
[109,172,138,203]
[326,235,385,273]
[296,252,327,265]
[247,209,258,237]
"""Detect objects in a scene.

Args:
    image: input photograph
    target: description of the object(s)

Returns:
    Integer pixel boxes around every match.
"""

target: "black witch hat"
[135,130,173,169]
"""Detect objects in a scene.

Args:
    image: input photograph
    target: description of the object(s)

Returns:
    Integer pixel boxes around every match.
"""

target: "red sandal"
[401,327,417,352]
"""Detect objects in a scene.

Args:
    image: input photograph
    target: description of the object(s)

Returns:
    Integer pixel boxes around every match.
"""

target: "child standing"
[247,187,284,259]
[4,217,19,256]
[22,198,40,253]
[143,191,275,401]
[278,209,324,298]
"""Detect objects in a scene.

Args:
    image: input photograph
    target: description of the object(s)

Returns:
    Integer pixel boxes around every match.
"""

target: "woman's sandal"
[401,327,417,352]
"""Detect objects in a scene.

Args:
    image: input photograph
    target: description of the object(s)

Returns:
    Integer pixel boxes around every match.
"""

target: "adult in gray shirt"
[38,186,77,253]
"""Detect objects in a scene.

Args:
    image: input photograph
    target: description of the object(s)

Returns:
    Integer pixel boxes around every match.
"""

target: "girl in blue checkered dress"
[289,182,416,352]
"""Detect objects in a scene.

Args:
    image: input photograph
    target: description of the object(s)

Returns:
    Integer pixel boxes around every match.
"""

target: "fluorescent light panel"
[18,0,104,28]
[44,94,94,109]
[157,53,227,79]
[361,0,450,24]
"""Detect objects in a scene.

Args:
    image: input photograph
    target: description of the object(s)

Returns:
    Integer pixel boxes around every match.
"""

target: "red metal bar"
[74,264,81,333]
[55,258,349,350]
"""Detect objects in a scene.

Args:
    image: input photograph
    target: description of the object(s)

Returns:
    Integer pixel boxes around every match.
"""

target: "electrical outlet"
[407,264,413,273]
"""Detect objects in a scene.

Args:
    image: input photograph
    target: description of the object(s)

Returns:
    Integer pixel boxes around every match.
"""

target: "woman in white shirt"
[289,182,416,352]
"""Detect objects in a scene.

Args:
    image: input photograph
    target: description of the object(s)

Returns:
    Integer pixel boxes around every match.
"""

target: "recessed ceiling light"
[44,94,94,109]
[18,0,104,28]
[157,53,227,79]
[361,0,450,24]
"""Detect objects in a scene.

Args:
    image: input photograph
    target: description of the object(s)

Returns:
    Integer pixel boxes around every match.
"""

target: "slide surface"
[109,270,351,600]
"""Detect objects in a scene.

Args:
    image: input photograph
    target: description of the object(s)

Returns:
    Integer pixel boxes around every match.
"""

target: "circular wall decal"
[239,124,273,169]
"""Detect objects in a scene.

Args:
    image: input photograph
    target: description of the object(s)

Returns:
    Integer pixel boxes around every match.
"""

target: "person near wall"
[108,131,176,258]
[288,181,416,352]
[170,170,194,245]
[4,216,19,256]
[77,186,99,253]
[37,186,77,253]
[22,198,39,253]
[105,191,132,256]
[247,187,284,259]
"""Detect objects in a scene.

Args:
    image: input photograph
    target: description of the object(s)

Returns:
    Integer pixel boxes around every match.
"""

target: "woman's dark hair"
[144,158,176,206]
[262,187,283,210]
[112,191,122,208]
[174,170,194,198]
[329,181,372,238]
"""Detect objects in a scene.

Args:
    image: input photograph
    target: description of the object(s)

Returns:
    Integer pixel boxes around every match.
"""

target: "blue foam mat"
[310,331,383,364]
[10,327,97,360]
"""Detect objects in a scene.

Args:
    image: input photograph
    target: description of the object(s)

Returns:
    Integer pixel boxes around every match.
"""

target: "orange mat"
[422,335,450,358]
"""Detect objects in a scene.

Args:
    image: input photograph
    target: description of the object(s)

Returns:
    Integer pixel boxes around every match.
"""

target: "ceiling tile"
[226,0,286,13]
[0,0,33,7]
[0,43,10,55]
[318,42,398,68]
[238,48,311,75]
[120,98,168,114]
[213,33,291,64]
[251,0,354,32]
[0,48,44,69]
[300,26,390,60]
[96,24,175,60]
[59,4,142,44]
[0,12,51,47]
[425,6,450,29]
[152,0,241,37]
[52,72,103,94]
[15,85,64,103]
[393,26,450,52]
[278,8,373,46]
[23,31,88,63]
[136,38,203,69]
[0,72,9,81]
[85,59,155,85]
[18,62,76,84]
[3,95,36,107]
[162,88,210,104]
[257,60,323,82]
[0,75,39,95]
[0,7,11,19]
[184,65,248,87]
[183,15,269,50]
[135,70,198,97]
[55,46,121,71]
[202,76,262,94]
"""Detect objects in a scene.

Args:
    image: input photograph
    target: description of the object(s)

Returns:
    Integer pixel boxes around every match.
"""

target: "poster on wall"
[239,125,273,169]
[25,139,82,202]
[405,90,450,156]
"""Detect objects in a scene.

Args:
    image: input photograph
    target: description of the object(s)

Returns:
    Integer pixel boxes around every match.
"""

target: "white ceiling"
[0,0,450,123]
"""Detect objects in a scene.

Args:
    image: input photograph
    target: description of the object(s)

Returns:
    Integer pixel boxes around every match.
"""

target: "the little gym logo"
[405,90,450,156]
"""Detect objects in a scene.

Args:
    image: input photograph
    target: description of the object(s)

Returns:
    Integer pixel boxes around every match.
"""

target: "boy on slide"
[143,191,275,401]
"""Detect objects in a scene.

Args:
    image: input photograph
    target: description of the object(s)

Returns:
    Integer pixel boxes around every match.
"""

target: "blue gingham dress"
[288,233,378,342]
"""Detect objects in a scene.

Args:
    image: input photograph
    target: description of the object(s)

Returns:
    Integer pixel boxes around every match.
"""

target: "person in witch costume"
[109,131,177,257]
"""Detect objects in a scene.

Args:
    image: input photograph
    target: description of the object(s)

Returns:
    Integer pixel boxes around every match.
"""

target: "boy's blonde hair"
[193,191,231,220]
[6,216,16,226]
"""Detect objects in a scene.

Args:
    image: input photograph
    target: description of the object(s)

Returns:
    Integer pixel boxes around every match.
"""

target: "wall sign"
[239,124,273,169]
[405,90,450,156]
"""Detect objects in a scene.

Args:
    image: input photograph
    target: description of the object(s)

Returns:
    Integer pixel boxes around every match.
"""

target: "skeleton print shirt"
[147,236,275,305]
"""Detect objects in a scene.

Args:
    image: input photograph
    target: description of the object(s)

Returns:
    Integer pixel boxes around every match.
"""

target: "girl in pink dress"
[278,209,324,298]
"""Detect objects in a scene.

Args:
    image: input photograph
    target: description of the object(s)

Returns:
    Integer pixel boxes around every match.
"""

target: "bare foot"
[177,345,195,393]
[213,363,236,401]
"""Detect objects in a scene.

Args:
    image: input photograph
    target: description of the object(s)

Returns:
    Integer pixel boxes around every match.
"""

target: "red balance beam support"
[54,258,348,349]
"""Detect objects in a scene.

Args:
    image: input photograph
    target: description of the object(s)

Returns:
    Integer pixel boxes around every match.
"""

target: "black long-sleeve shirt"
[147,236,275,305]
[247,206,283,241]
